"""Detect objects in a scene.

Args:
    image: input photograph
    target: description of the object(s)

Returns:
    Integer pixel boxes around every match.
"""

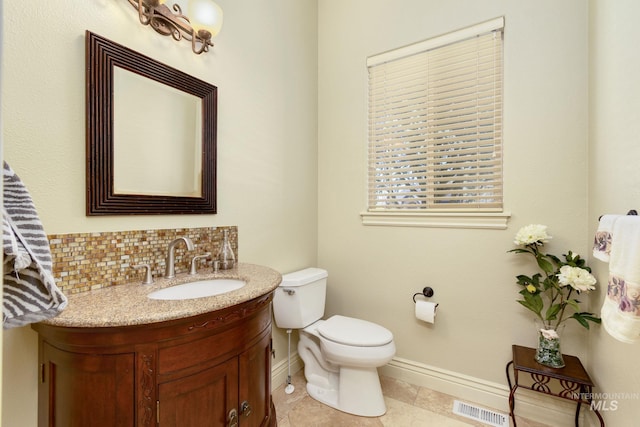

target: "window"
[363,18,509,229]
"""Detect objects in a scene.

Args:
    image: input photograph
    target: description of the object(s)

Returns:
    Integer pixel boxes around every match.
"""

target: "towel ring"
[413,287,434,303]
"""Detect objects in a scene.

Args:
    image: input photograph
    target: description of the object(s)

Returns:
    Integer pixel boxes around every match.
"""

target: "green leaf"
[545,304,561,320]
[517,300,541,315]
[519,288,537,297]
[522,292,543,314]
[570,312,601,329]
[566,299,581,311]
[542,277,557,291]
[573,314,589,329]
[577,312,602,324]
[515,275,533,286]
[531,273,542,287]
[547,253,561,265]
[536,256,554,274]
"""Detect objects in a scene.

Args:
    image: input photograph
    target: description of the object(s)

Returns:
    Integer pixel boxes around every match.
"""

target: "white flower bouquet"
[509,224,601,330]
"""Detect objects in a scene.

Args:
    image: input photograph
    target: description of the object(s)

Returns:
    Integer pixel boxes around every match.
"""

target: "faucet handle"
[133,264,154,285]
[189,253,211,275]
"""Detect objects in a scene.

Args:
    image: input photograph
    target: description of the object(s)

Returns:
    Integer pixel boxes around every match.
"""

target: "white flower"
[514,224,552,246]
[557,265,597,292]
[540,329,559,339]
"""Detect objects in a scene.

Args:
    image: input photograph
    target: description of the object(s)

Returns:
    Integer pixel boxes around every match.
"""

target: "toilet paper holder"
[412,287,436,303]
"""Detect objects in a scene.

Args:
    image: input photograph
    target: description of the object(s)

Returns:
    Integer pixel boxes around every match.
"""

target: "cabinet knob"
[240,400,252,417]
[227,408,238,427]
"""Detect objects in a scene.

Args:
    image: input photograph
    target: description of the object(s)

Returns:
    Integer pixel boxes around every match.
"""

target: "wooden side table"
[506,345,605,427]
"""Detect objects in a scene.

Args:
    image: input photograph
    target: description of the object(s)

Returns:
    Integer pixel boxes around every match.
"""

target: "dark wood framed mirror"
[86,31,217,215]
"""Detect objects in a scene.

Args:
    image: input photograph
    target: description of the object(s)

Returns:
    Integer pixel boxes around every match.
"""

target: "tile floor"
[272,370,552,427]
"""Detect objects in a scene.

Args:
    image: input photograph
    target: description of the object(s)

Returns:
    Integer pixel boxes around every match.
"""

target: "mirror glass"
[113,68,203,197]
[86,31,217,215]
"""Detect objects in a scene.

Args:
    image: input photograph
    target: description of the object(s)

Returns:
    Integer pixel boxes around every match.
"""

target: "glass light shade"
[188,0,223,37]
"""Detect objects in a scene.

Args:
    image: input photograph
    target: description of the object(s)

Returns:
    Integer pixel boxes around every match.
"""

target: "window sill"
[360,211,511,229]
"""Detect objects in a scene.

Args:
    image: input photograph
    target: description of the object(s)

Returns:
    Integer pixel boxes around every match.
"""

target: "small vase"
[535,328,565,368]
[217,229,236,270]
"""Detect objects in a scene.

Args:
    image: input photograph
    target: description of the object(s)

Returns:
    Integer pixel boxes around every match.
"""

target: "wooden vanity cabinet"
[32,293,276,427]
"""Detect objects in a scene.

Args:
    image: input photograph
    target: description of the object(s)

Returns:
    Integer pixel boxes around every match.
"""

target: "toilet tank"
[273,268,328,329]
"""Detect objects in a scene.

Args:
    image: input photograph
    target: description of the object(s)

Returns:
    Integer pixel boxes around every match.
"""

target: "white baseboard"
[271,352,303,392]
[379,357,586,427]
[273,354,593,426]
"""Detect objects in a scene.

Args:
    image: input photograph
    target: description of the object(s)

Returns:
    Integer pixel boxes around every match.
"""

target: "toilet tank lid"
[280,267,328,287]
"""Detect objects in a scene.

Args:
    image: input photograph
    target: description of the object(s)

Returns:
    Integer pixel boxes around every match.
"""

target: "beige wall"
[5,0,640,425]
[318,0,640,423]
[1,1,318,425]
[317,0,591,400]
[589,0,640,424]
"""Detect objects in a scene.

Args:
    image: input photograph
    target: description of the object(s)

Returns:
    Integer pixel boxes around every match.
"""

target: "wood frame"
[86,31,217,215]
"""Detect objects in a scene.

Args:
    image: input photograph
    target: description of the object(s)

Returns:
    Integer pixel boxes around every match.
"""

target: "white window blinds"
[367,18,504,212]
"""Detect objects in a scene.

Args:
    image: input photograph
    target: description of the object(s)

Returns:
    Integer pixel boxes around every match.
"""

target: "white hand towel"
[601,298,640,344]
[601,215,640,343]
[593,214,622,262]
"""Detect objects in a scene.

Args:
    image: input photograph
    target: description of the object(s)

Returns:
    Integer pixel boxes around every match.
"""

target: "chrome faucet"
[165,237,195,279]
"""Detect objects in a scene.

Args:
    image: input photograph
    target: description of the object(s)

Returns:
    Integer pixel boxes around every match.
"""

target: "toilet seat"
[317,315,393,347]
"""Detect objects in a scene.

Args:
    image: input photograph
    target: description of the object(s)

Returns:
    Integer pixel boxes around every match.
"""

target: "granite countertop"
[43,263,282,328]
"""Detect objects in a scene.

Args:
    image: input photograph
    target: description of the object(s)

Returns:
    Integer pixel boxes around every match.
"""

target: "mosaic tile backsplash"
[48,226,238,294]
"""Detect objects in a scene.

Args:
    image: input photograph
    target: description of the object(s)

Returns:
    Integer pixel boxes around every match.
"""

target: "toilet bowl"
[301,316,395,416]
[273,268,396,417]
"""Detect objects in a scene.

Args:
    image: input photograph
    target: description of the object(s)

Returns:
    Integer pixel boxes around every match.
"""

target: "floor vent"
[452,400,509,427]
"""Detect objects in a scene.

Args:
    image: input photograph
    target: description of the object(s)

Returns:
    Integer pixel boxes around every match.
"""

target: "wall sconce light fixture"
[127,0,223,55]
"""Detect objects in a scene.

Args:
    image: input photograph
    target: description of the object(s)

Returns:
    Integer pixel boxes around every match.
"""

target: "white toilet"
[273,267,396,417]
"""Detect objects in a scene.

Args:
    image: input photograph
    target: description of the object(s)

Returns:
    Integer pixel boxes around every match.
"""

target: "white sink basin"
[147,279,246,300]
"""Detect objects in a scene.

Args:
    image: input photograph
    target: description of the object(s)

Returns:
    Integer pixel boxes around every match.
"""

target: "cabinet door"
[40,342,135,427]
[238,331,272,427]
[158,357,239,427]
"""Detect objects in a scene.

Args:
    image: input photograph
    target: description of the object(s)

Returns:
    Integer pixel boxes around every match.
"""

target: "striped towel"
[3,162,67,328]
